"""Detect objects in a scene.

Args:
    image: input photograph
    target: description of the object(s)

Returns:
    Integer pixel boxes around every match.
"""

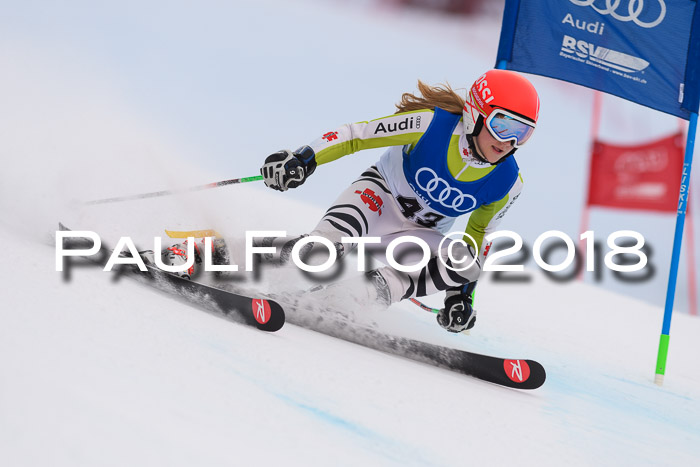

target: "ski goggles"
[484,109,536,148]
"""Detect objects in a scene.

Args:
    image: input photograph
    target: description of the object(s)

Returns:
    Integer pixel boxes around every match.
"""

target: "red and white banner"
[586,133,685,213]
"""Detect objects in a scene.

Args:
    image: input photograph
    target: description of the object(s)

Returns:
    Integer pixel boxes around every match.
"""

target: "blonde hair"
[395,80,465,115]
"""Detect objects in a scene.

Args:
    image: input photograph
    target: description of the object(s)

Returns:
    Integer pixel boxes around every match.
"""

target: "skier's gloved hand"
[437,282,477,333]
[261,146,317,192]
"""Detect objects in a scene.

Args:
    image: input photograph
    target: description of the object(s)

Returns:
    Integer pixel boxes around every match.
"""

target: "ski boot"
[160,237,230,280]
[161,241,198,279]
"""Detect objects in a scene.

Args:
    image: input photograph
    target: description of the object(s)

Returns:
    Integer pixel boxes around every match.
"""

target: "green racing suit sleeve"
[464,173,524,261]
[307,109,435,165]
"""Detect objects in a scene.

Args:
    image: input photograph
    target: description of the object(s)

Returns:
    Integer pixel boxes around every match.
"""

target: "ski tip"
[503,359,546,390]
[250,298,285,332]
[165,229,222,239]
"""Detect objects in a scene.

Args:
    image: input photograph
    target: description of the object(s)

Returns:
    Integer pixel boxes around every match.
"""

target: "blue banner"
[497,0,700,119]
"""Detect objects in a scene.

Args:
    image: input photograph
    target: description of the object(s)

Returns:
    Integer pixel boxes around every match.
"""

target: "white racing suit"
[272,107,524,304]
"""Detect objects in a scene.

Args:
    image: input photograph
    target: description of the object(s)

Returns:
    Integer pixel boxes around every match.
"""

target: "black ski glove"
[437,282,477,333]
[260,146,317,192]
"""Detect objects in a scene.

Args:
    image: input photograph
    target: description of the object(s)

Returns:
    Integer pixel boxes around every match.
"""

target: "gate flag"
[495,0,700,386]
[496,0,700,119]
[586,133,684,212]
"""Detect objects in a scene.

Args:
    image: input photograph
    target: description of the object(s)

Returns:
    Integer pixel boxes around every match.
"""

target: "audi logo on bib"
[415,168,477,213]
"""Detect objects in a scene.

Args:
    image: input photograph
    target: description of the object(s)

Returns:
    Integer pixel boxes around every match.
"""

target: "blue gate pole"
[655,112,698,385]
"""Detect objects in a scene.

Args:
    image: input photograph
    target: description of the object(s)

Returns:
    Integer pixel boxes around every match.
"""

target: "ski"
[57,223,285,332]
[274,296,546,390]
[135,263,285,332]
[58,223,543,386]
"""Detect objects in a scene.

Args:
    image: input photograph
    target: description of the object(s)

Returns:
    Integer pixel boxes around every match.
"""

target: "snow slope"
[1,1,700,466]
[3,183,700,466]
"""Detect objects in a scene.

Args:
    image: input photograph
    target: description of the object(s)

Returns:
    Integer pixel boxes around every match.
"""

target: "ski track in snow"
[2,1,700,466]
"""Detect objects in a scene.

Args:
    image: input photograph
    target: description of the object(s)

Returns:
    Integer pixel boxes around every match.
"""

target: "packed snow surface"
[1,1,699,466]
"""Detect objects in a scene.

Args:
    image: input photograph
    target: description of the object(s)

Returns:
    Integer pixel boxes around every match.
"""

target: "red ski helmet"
[463,69,540,148]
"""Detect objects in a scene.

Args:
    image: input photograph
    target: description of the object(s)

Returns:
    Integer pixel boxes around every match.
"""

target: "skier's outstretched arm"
[464,172,524,265]
[436,173,524,333]
[260,110,433,191]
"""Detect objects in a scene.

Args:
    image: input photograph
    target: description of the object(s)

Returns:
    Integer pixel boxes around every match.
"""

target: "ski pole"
[84,175,263,205]
[410,298,440,313]
[410,287,477,314]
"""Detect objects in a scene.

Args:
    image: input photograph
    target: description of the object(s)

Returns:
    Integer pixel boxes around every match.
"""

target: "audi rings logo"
[415,168,477,213]
[569,0,666,29]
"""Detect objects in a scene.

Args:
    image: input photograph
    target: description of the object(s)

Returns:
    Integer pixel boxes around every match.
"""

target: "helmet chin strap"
[467,115,517,166]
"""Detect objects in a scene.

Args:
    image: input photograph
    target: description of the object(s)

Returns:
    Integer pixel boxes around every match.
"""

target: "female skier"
[165,69,540,333]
